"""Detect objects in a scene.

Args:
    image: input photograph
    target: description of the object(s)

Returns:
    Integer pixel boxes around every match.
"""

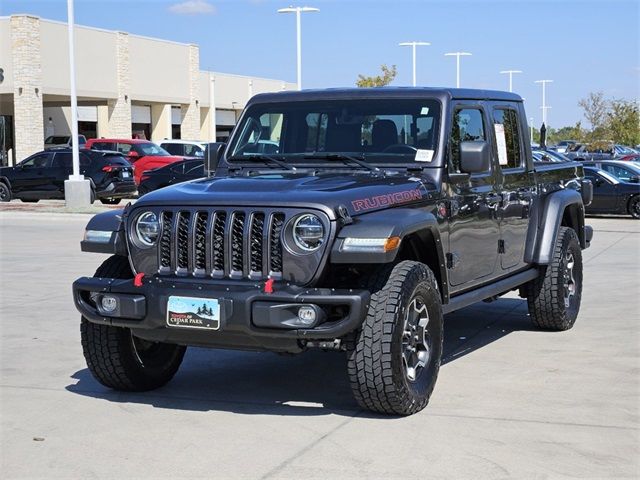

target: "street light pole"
[67,0,80,181]
[444,52,472,88]
[500,69,523,92]
[278,6,319,90]
[534,79,553,125]
[399,41,430,86]
[64,0,90,207]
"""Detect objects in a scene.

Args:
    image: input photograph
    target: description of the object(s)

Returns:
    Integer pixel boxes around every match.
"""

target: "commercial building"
[0,14,296,166]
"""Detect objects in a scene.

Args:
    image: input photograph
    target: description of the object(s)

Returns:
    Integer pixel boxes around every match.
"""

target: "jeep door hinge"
[446,253,460,269]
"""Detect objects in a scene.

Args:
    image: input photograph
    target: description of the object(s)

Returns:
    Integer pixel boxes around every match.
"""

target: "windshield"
[227,99,441,165]
[138,143,170,156]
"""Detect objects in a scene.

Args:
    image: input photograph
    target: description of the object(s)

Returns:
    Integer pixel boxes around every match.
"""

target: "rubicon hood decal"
[351,188,424,212]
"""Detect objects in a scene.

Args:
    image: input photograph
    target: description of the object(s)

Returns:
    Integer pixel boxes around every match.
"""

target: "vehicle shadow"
[66,297,538,417]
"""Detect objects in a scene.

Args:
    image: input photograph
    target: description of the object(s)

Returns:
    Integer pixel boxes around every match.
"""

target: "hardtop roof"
[248,87,523,105]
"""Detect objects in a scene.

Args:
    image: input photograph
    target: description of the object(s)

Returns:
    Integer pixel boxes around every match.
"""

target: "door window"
[116,143,133,155]
[450,108,487,173]
[20,153,50,168]
[601,164,637,182]
[162,143,184,155]
[51,153,73,168]
[492,108,523,169]
[91,142,116,151]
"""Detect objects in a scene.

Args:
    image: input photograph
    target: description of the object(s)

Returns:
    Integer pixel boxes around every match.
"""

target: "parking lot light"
[500,69,523,93]
[277,6,320,90]
[399,41,431,87]
[444,52,472,88]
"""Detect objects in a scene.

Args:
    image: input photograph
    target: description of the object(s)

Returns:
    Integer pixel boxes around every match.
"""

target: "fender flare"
[525,189,585,265]
[330,207,448,297]
[80,208,128,255]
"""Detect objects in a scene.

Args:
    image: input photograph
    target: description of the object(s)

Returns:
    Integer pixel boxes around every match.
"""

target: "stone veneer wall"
[180,44,200,140]
[11,15,43,161]
[106,31,132,138]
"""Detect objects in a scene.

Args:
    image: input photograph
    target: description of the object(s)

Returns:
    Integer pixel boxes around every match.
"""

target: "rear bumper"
[72,276,369,352]
[97,180,137,198]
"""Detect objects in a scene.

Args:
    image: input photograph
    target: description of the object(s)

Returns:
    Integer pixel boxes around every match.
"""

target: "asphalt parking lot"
[0,211,638,479]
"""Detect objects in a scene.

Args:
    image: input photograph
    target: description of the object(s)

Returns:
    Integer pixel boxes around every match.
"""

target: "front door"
[11,152,53,196]
[489,104,534,270]
[447,104,501,288]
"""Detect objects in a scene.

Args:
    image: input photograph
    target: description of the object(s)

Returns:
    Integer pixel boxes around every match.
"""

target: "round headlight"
[292,214,324,252]
[135,211,159,246]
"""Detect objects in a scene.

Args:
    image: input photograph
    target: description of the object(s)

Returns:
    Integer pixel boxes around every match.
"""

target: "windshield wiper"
[228,154,296,171]
[304,153,380,173]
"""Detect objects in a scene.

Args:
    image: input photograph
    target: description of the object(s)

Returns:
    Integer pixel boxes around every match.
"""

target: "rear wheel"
[628,195,640,219]
[347,261,443,415]
[0,182,11,202]
[100,198,121,205]
[80,255,186,391]
[525,227,583,331]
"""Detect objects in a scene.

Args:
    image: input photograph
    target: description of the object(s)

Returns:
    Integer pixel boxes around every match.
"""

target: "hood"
[135,171,438,217]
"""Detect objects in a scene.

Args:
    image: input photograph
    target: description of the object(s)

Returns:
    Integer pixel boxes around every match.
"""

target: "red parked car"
[85,138,184,185]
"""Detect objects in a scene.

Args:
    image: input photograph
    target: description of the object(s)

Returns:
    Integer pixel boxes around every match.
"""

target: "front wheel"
[347,261,443,415]
[525,227,583,331]
[0,182,11,202]
[628,195,640,219]
[80,255,186,391]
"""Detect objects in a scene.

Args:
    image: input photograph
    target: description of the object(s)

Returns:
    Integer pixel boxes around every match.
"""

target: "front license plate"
[167,296,220,330]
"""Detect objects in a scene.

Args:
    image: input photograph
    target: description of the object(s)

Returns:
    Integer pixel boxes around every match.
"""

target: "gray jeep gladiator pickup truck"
[73,88,593,415]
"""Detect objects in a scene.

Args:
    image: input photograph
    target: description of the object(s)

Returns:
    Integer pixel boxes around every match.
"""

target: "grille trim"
[155,208,291,281]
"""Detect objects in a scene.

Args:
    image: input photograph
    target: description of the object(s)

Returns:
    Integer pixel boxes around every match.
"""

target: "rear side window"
[163,144,183,155]
[51,153,73,168]
[449,108,486,173]
[100,154,130,166]
[493,108,523,169]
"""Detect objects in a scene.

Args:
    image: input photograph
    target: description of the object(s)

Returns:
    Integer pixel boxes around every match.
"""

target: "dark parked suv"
[0,149,136,204]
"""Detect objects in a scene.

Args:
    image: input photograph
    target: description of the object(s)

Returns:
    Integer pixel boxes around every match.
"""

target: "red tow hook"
[264,278,274,294]
[133,272,145,287]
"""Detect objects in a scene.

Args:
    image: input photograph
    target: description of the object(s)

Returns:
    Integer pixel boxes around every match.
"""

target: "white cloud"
[168,0,216,15]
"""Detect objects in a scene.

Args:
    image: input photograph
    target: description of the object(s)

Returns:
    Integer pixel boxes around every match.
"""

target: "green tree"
[356,64,397,87]
[607,99,640,146]
[578,91,608,133]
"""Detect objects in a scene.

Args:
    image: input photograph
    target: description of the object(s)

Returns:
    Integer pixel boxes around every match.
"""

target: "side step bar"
[442,268,539,314]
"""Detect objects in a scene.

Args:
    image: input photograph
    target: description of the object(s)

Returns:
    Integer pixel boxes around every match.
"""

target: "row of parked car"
[0,138,207,204]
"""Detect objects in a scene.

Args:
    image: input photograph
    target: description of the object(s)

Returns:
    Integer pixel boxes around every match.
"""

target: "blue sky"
[2,0,638,127]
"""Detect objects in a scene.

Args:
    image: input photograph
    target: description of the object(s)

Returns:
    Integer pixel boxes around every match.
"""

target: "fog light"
[101,295,118,313]
[297,305,317,326]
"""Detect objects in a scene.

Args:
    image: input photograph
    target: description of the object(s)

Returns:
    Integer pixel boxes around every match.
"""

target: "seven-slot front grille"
[157,209,286,280]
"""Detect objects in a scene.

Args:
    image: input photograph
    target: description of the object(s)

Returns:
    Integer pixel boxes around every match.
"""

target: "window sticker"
[420,107,430,115]
[494,123,509,166]
[415,149,434,162]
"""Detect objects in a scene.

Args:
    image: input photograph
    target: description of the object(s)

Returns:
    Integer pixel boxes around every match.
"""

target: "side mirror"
[204,142,226,174]
[127,151,140,160]
[629,175,640,184]
[593,177,603,187]
[459,141,491,174]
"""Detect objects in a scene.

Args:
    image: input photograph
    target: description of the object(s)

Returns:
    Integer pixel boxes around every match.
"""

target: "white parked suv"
[156,140,206,158]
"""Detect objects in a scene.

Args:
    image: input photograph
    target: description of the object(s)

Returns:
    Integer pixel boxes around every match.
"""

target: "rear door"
[447,103,502,288]
[489,102,534,270]
[50,152,73,197]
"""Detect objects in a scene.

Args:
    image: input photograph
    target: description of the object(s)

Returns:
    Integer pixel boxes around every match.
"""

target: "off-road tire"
[100,197,121,205]
[80,255,186,391]
[347,261,443,415]
[0,182,11,202]
[525,227,582,330]
[628,195,640,219]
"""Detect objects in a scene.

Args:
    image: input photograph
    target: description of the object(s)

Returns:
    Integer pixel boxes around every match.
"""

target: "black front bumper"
[72,276,369,353]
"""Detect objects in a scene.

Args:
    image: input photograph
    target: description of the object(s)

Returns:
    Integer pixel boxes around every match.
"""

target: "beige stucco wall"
[0,18,13,94]
[39,20,118,99]
[199,72,295,109]
[129,36,191,104]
